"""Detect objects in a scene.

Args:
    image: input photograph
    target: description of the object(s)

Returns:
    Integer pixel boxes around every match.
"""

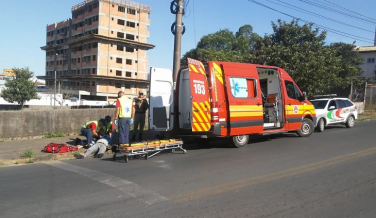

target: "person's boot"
[139,133,143,142]
[130,135,136,142]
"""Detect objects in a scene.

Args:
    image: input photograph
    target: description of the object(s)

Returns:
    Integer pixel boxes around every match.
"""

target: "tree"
[253,19,344,98]
[1,67,40,109]
[181,25,261,66]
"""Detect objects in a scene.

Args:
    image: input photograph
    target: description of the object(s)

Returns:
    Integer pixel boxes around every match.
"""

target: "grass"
[0,138,5,143]
[44,132,67,138]
[21,147,35,163]
[358,111,376,122]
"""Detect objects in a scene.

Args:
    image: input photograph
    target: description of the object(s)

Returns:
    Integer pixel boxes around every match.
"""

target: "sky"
[0,0,375,77]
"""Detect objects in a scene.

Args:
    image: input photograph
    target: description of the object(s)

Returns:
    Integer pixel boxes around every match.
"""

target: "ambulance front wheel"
[231,135,249,148]
[297,118,314,137]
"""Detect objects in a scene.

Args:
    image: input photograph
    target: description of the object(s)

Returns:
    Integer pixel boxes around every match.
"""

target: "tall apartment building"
[40,0,154,101]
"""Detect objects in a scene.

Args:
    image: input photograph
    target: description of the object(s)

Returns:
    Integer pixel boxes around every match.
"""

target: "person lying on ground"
[78,134,112,159]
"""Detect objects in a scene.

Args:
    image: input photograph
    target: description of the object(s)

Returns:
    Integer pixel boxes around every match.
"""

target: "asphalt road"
[1,120,376,218]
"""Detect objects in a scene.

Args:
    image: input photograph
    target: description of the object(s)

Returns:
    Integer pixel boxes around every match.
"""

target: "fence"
[364,84,376,110]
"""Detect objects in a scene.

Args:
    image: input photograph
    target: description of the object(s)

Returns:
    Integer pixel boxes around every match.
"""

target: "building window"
[125,84,131,89]
[116,70,122,76]
[78,58,80,63]
[118,19,125,26]
[127,8,136,15]
[92,68,96,74]
[92,55,96,61]
[126,59,132,65]
[92,81,95,86]
[126,47,134,53]
[77,70,80,74]
[117,45,124,51]
[92,42,98,48]
[126,34,134,40]
[118,6,125,12]
[126,71,132,77]
[117,32,124,38]
[126,21,136,28]
[115,82,122,88]
[116,58,122,64]
[46,62,49,66]
[367,58,375,63]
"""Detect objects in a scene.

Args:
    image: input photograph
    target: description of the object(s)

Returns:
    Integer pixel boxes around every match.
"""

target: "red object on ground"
[44,143,78,153]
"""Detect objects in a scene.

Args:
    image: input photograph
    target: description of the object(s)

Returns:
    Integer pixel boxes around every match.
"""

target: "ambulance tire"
[297,118,314,137]
[231,135,249,148]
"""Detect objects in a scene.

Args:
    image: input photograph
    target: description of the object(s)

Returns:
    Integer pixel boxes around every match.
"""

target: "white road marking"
[44,161,168,205]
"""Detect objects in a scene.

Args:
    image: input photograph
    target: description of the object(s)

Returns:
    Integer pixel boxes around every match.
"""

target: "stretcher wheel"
[145,154,148,160]
[124,156,129,163]
[112,154,116,161]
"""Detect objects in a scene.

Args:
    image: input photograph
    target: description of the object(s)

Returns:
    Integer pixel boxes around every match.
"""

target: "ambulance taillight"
[211,102,219,123]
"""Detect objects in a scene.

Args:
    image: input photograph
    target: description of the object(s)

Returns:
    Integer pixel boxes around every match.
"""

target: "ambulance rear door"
[149,67,174,131]
[187,58,211,132]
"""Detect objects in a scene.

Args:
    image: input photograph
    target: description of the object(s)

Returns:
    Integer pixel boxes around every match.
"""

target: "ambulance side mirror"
[298,92,307,101]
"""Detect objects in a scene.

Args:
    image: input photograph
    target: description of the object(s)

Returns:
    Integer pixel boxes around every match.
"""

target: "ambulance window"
[229,77,257,98]
[285,81,302,100]
[247,79,256,98]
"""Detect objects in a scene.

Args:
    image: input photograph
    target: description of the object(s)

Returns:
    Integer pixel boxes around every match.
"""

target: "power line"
[297,0,376,25]
[321,0,376,22]
[247,0,374,44]
[265,0,373,33]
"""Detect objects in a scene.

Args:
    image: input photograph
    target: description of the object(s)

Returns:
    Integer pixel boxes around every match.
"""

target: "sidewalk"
[0,131,156,166]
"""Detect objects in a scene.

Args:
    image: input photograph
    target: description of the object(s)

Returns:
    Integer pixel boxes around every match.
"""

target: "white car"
[310,98,358,132]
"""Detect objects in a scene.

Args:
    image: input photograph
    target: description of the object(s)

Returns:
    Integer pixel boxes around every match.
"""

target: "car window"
[344,100,354,107]
[285,81,302,100]
[311,100,328,109]
[328,100,337,109]
[336,100,346,108]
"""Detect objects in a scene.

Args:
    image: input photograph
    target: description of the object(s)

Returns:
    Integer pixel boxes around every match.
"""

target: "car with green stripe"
[310,98,358,132]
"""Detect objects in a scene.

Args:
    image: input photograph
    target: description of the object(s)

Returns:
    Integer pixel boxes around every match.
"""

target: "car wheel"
[231,135,249,148]
[317,118,325,132]
[345,115,355,128]
[297,118,314,137]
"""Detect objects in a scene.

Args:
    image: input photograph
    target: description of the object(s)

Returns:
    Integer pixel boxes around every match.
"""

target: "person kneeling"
[79,134,111,159]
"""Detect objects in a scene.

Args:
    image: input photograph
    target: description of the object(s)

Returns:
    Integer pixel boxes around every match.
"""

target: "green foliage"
[181,25,261,66]
[44,132,67,138]
[181,19,364,99]
[1,67,40,109]
[21,147,35,163]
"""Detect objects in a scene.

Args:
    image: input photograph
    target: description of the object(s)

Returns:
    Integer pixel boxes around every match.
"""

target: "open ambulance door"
[149,67,174,131]
[187,58,211,132]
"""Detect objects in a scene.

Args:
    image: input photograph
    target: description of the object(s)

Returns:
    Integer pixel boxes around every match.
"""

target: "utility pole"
[172,0,184,89]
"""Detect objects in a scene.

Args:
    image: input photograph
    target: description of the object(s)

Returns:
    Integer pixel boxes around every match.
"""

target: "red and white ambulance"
[149,59,316,147]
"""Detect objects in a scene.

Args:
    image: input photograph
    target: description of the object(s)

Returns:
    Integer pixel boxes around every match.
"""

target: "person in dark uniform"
[131,92,148,142]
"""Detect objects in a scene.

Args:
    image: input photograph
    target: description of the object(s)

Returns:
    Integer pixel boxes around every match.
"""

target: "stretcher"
[112,139,186,163]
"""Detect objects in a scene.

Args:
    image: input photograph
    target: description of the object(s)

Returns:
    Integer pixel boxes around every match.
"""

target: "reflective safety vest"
[118,96,133,118]
[83,120,100,131]
[105,121,113,133]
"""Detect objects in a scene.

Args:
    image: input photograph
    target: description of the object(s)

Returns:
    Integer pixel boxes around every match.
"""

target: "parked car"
[310,98,358,132]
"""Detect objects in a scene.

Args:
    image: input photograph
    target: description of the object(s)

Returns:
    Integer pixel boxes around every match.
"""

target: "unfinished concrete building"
[40,0,154,101]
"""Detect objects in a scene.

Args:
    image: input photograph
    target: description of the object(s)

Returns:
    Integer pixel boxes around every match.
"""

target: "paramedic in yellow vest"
[114,91,134,147]
[80,119,105,148]
[105,115,115,138]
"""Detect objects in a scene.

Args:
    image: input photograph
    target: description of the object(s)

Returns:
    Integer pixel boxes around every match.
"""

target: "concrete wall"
[0,108,116,138]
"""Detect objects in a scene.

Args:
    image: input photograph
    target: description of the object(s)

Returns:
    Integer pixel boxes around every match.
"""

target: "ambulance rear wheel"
[297,118,314,137]
[231,135,249,148]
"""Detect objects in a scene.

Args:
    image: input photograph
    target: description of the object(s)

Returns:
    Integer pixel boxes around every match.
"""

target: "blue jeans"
[118,118,131,144]
[81,128,93,144]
